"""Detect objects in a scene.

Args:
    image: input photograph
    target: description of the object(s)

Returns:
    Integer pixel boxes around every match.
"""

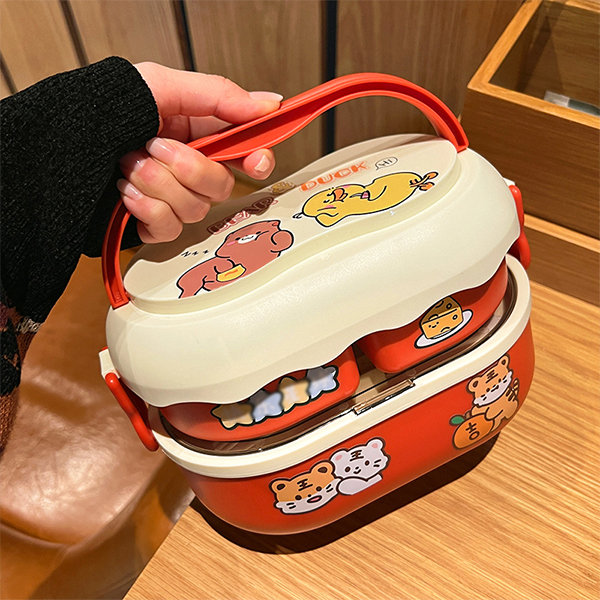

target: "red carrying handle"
[102,72,468,308]
[104,372,159,451]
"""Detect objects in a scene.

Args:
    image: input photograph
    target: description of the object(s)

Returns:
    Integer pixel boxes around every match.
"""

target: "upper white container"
[103,133,519,407]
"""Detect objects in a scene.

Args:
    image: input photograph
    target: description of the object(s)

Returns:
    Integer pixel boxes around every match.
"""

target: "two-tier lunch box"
[99,74,534,534]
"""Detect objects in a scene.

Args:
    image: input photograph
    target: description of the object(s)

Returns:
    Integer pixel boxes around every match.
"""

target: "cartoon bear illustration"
[301,171,438,227]
[466,354,520,432]
[331,437,390,495]
[270,462,340,514]
[176,220,293,297]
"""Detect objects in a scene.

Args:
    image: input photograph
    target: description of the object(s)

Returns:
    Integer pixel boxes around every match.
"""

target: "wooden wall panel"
[334,0,522,148]
[185,0,323,181]
[0,0,80,91]
[69,0,184,68]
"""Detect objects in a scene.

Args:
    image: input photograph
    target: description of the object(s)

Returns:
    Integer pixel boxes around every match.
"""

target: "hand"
[118,62,282,243]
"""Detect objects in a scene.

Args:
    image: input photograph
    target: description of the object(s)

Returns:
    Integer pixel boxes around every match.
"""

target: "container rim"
[148,254,531,478]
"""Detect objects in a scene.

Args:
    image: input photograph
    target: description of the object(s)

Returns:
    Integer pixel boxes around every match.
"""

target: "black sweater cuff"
[1,57,159,323]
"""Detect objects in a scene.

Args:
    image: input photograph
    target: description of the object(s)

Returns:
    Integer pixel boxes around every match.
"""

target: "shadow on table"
[191,434,499,553]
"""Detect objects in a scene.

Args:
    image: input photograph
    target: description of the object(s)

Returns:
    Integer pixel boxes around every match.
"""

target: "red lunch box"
[99,74,534,534]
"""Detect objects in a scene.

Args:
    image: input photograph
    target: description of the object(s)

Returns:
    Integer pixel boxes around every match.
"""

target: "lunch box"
[99,74,534,534]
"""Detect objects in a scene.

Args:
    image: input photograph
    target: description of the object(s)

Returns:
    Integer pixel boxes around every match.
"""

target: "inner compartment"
[160,261,508,443]
[162,269,518,455]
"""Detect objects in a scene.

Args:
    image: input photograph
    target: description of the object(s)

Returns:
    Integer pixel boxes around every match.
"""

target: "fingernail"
[117,179,142,200]
[146,137,175,164]
[255,154,271,174]
[249,91,284,103]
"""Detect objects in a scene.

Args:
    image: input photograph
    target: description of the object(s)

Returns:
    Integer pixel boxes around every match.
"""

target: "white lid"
[148,255,531,477]
[123,135,459,312]
[106,134,520,407]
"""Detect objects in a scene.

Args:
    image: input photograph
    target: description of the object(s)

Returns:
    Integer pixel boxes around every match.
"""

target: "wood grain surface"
[490,0,599,106]
[461,0,600,238]
[525,214,600,305]
[0,0,80,90]
[0,0,529,182]
[184,0,324,182]
[69,0,184,68]
[124,281,600,600]
[463,84,599,237]
[334,0,522,149]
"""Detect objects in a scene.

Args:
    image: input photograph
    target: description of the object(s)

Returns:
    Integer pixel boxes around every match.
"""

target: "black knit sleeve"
[0,56,159,324]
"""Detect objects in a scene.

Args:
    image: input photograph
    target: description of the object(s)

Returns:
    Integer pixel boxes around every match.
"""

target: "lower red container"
[149,255,533,534]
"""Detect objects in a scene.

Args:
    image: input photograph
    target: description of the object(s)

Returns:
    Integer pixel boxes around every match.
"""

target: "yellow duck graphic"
[301,171,438,227]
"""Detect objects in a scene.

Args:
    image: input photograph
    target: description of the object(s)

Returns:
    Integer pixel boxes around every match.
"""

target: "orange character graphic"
[176,220,293,297]
[301,171,438,227]
[450,354,520,449]
[415,295,473,348]
[269,437,391,514]
[270,462,339,514]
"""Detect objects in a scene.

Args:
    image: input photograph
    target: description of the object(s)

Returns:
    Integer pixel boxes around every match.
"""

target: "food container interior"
[151,254,529,468]
[161,271,516,455]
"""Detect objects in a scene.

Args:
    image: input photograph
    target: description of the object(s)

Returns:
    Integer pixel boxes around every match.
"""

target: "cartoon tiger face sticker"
[450,354,521,449]
[467,354,513,408]
[270,462,340,514]
[331,438,389,495]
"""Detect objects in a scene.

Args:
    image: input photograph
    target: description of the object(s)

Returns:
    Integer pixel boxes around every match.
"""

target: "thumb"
[136,63,283,125]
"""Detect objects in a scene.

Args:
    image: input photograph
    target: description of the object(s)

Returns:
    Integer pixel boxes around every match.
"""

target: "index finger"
[137,64,283,124]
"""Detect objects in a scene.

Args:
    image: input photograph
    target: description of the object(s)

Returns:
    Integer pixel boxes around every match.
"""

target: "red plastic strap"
[510,230,531,270]
[105,373,159,451]
[188,73,468,159]
[509,185,524,229]
[103,202,131,308]
[102,72,468,309]
[507,184,530,269]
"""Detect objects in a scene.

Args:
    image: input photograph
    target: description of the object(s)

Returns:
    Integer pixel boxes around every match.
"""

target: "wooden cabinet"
[462,0,600,304]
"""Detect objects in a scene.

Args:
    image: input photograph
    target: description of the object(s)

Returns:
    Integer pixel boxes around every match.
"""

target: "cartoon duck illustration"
[301,171,438,227]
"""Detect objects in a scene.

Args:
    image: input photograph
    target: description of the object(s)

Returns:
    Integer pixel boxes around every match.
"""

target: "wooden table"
[125,281,599,600]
